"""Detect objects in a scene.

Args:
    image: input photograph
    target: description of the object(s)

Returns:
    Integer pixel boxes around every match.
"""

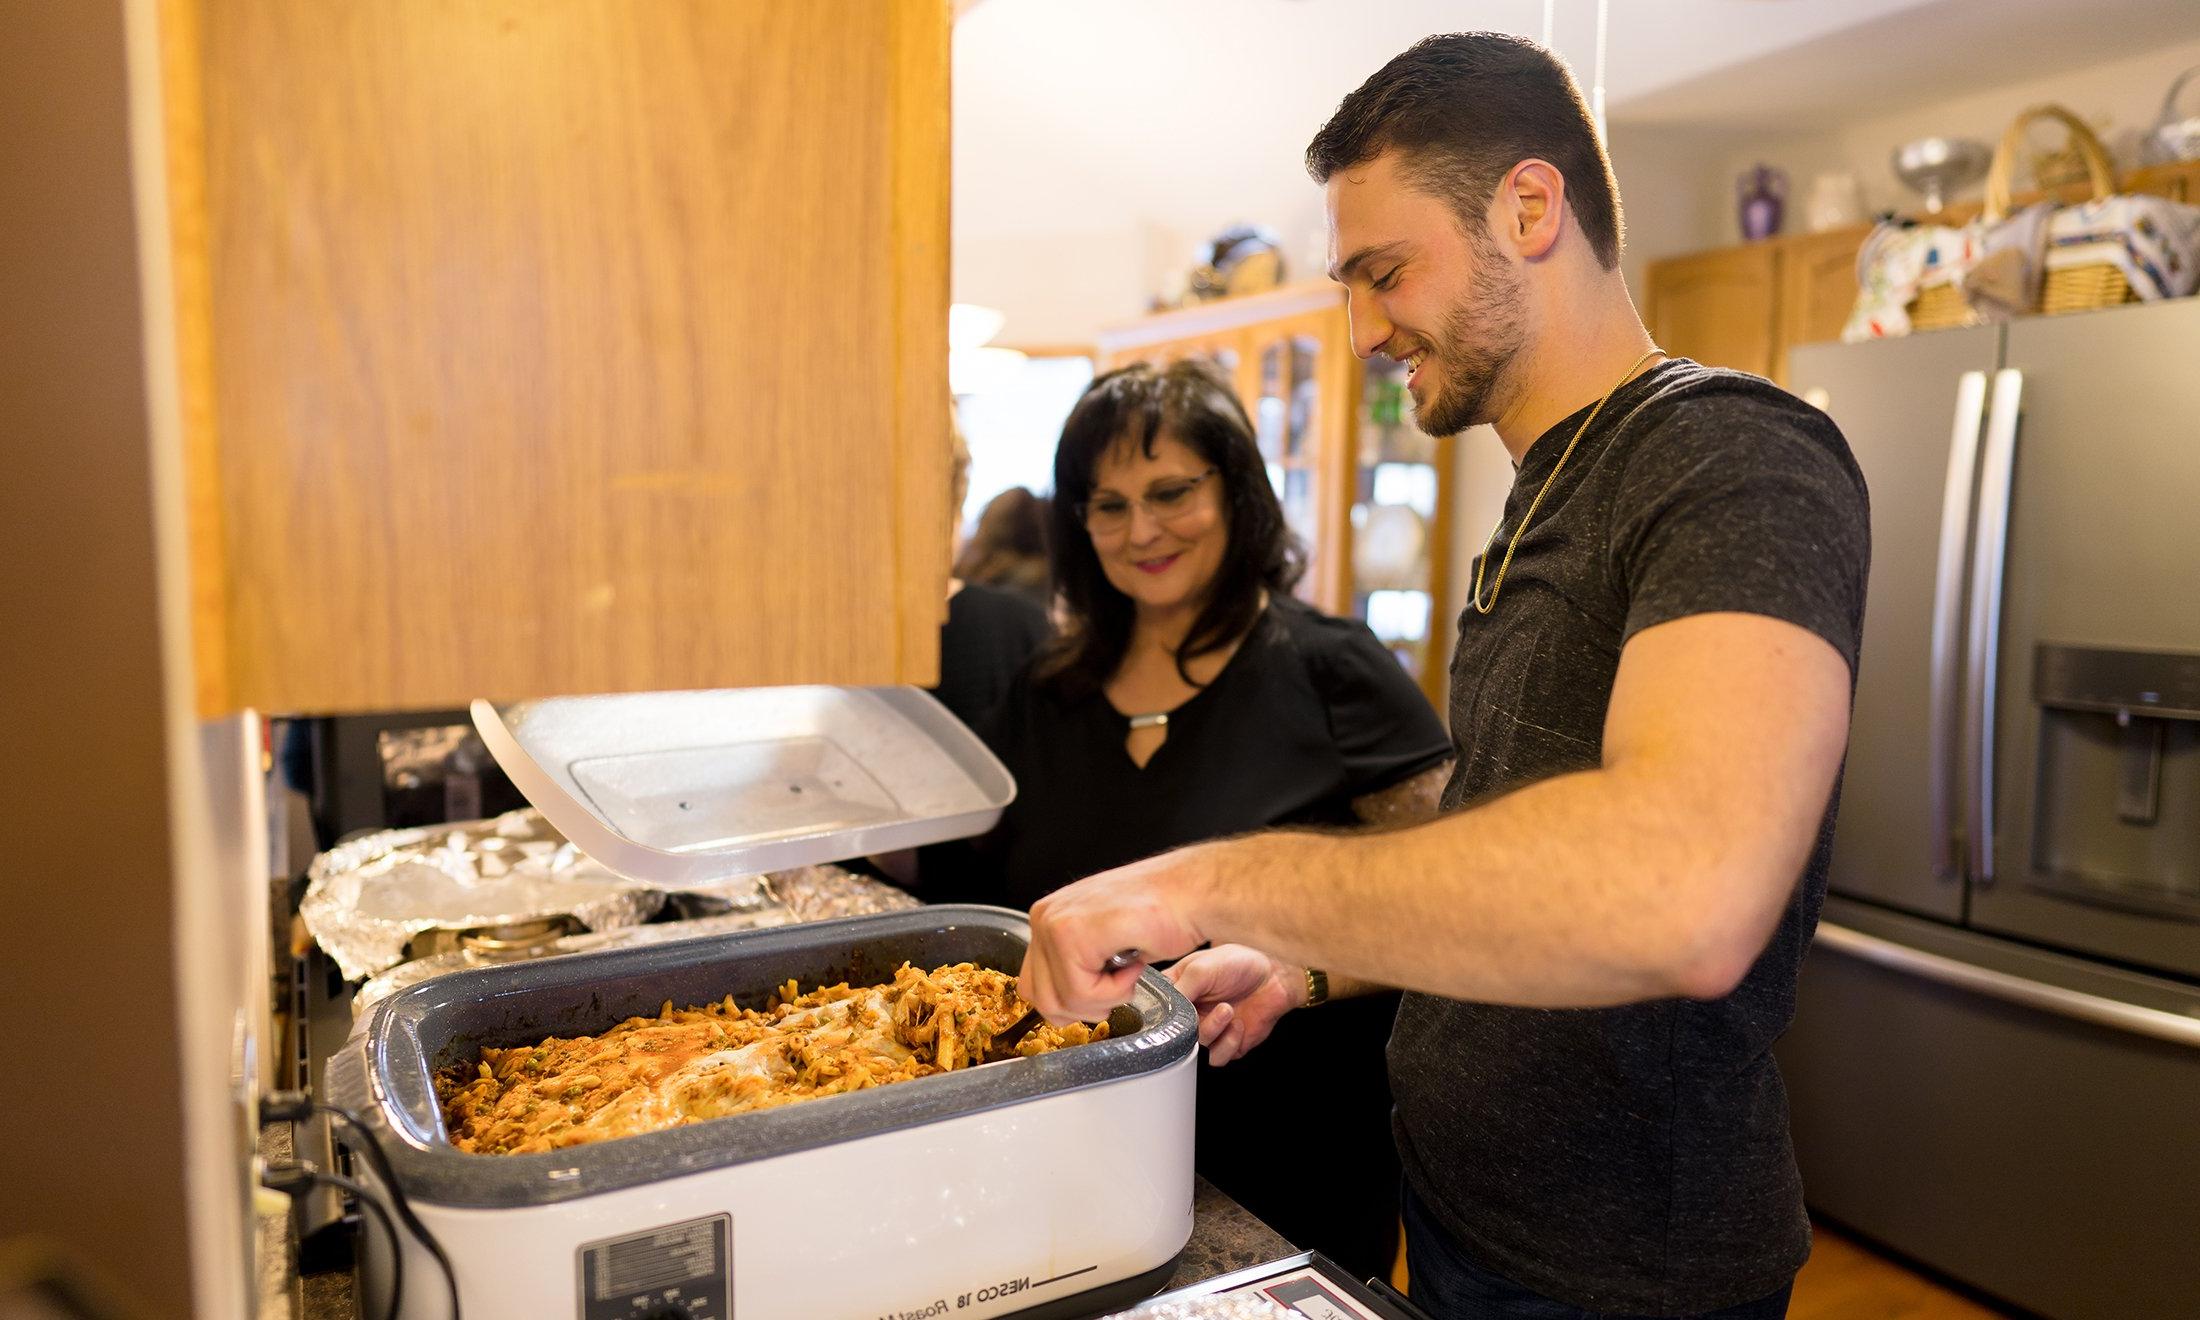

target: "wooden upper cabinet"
[1779,225,1874,361]
[167,1,950,714]
[1644,244,1782,381]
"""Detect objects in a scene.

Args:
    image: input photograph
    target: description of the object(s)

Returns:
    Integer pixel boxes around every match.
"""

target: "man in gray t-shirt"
[1016,33,1869,1319]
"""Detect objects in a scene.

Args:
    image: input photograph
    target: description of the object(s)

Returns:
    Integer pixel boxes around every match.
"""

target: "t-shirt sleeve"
[1608,395,1870,671]
[1303,615,1455,795]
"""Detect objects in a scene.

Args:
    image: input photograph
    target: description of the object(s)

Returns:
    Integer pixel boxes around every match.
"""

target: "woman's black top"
[949,594,1451,910]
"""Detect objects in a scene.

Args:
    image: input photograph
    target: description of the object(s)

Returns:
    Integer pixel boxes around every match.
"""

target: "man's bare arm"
[1021,612,1851,1019]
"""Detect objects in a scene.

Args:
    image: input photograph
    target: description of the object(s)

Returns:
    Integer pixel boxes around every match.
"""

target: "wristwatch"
[1303,966,1330,1009]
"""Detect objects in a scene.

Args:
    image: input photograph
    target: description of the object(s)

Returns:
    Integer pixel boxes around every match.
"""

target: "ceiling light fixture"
[948,303,1025,396]
[1540,0,1611,145]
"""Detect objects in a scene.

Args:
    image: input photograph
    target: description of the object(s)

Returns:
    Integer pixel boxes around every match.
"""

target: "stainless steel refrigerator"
[1783,297,2200,1318]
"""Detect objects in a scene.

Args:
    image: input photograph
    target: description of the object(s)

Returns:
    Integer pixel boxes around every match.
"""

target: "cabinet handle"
[1814,921,2200,1049]
[1930,372,1989,880]
[1965,369,2023,886]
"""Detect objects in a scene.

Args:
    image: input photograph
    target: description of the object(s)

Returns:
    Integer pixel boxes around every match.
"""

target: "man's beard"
[1408,254,1526,438]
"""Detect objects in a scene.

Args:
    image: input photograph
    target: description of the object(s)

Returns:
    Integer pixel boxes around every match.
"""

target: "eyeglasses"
[1078,467,1219,535]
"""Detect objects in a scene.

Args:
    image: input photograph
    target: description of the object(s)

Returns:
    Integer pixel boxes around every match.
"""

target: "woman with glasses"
[930,358,1452,1278]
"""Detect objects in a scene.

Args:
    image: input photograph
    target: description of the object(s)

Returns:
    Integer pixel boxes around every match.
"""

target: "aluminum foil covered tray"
[304,804,927,984]
[300,809,668,981]
[348,865,924,1012]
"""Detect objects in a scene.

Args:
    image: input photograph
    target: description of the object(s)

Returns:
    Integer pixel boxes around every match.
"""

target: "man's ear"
[1500,159,1567,261]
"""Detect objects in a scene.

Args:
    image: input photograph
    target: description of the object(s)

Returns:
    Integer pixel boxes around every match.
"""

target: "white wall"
[1607,125,1760,308]
[954,229,1149,348]
[952,210,1333,348]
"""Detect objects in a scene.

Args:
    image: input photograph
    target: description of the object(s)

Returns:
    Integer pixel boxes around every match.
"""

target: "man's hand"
[1019,845,1218,1022]
[1165,945,1304,1066]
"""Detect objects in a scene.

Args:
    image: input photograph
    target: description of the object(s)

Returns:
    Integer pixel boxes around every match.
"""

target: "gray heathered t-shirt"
[1390,359,1870,1314]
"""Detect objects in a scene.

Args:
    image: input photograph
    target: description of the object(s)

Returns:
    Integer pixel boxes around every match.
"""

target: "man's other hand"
[1166,944,1305,1066]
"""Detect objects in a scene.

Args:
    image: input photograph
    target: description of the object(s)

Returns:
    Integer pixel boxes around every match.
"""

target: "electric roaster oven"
[323,687,1199,1320]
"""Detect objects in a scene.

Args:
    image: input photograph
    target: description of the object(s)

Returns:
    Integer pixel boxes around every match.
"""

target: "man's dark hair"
[1306,32,1623,269]
[1036,359,1303,699]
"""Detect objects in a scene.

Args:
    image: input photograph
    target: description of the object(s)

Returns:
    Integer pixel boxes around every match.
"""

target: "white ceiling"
[952,0,2200,242]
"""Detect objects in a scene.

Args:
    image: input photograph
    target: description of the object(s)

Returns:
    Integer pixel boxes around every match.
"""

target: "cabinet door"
[1646,244,1781,381]
[1778,225,1871,371]
[178,1,950,713]
[1247,310,1356,612]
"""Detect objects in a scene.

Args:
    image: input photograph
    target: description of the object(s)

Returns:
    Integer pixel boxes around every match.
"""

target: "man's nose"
[1346,288,1391,361]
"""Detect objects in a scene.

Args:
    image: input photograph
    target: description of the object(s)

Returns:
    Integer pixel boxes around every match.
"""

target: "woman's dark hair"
[954,486,1051,597]
[1036,359,1303,699]
[1305,32,1623,270]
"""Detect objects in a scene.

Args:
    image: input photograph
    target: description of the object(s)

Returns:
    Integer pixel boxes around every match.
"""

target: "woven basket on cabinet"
[1986,104,2136,316]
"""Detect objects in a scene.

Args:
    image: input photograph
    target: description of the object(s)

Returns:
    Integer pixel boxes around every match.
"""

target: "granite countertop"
[261,1121,1293,1320]
[1171,1176,1298,1290]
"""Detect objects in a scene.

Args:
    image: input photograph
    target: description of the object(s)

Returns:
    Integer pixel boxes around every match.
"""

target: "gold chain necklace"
[1469,347,1666,615]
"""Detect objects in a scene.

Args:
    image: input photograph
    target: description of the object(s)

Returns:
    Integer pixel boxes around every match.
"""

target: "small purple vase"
[1737,165,1788,242]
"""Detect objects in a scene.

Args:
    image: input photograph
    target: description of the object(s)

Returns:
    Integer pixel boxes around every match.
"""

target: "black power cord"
[318,1102,463,1320]
[263,1088,463,1319]
[262,1164,401,1320]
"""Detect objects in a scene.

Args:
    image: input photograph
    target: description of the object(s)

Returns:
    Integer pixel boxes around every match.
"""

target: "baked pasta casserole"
[437,961,1107,1155]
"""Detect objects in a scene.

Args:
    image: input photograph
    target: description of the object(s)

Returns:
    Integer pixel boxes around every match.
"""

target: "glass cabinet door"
[1247,318,1349,612]
[1350,359,1443,686]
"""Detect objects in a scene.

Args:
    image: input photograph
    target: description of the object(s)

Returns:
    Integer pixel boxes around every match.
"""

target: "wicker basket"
[1984,104,2135,316]
[1908,280,1979,332]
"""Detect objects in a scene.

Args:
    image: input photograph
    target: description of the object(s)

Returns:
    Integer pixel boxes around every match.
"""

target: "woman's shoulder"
[1248,596,1450,777]
[1263,594,1389,665]
[1262,597,1431,709]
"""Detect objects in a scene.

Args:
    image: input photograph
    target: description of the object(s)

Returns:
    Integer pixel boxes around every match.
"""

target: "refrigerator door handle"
[1928,371,1989,880]
[1965,368,2023,887]
[1815,921,2200,1049]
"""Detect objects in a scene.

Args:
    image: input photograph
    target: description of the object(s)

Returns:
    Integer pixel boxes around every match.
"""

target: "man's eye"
[1372,269,1399,292]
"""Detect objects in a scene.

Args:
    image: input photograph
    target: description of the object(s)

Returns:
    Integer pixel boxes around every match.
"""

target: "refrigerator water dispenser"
[2029,644,2200,919]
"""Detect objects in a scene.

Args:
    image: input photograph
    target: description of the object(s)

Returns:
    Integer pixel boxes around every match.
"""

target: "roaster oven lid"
[471,686,1013,886]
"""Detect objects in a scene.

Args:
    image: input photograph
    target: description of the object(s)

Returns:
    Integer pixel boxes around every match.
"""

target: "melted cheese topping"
[436,962,1106,1155]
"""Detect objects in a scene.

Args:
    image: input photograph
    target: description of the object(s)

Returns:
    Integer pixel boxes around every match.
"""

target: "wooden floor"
[1789,1222,2018,1320]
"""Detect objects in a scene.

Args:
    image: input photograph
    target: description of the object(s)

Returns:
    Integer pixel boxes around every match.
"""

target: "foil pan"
[301,809,669,980]
[353,908,799,1013]
[765,864,923,923]
[341,857,922,1007]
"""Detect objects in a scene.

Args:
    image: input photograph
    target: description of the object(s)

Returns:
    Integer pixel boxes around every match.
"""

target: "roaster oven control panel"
[578,1214,731,1320]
